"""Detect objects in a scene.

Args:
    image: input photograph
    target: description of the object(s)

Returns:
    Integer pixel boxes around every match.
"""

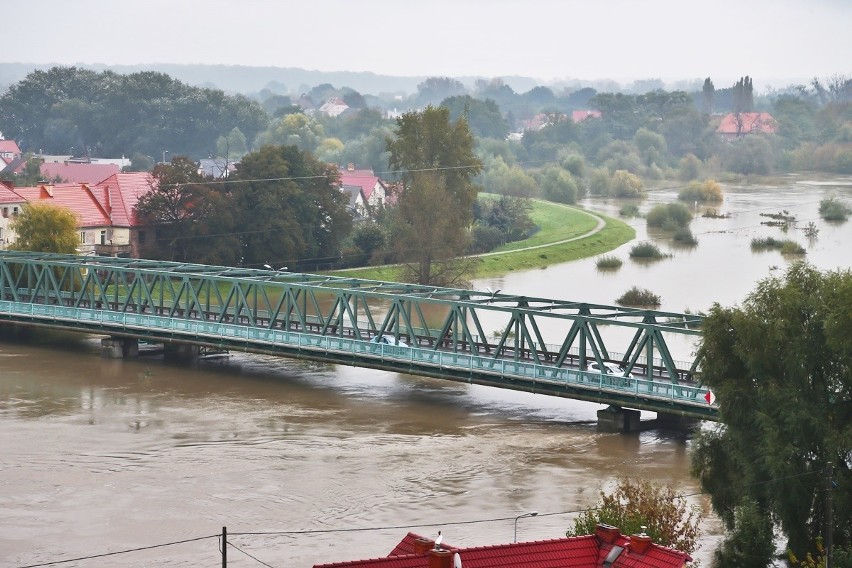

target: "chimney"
[629,534,653,555]
[595,524,620,545]
[347,163,355,171]
[428,549,453,568]
[413,538,434,555]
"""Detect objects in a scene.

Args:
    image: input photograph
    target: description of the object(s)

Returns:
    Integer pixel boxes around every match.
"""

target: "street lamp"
[513,511,538,542]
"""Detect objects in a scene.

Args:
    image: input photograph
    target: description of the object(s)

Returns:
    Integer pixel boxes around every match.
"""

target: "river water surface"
[1,175,850,567]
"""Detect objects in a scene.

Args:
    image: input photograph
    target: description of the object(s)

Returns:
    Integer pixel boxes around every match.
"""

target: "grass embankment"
[330,199,635,282]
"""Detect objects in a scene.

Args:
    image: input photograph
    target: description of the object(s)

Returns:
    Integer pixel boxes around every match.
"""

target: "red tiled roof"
[93,172,153,227]
[716,112,776,135]
[41,162,120,185]
[572,110,602,122]
[13,183,110,227]
[339,168,383,201]
[314,528,690,568]
[0,140,22,156]
[0,184,25,204]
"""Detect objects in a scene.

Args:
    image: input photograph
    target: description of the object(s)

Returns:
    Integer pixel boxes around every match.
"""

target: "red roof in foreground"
[314,526,691,568]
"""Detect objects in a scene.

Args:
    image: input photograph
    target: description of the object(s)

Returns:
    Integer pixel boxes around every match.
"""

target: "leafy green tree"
[441,95,509,140]
[539,166,580,204]
[386,106,482,285]
[229,145,352,270]
[633,127,668,167]
[415,77,466,106]
[565,478,703,554]
[254,112,324,153]
[135,156,239,264]
[610,169,644,197]
[0,66,268,158]
[9,202,78,253]
[712,500,776,568]
[216,127,248,162]
[691,263,852,563]
[723,135,774,174]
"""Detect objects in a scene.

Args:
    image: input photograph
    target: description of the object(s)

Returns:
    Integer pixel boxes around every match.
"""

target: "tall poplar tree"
[386,106,483,286]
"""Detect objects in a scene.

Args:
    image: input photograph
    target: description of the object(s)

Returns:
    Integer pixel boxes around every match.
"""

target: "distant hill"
[0,62,541,97]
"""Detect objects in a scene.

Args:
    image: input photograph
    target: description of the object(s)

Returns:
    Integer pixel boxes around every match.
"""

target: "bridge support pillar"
[164,343,200,361]
[100,337,139,359]
[655,412,700,431]
[597,406,641,433]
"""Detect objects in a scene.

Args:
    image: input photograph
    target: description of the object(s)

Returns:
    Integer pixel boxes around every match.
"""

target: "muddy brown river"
[1,175,850,567]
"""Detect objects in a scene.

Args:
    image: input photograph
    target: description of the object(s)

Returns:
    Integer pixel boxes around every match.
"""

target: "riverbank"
[330,199,635,281]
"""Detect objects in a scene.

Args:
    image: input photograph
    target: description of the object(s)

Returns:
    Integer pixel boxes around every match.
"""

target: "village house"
[341,184,368,219]
[313,525,692,568]
[716,112,777,140]
[318,97,350,118]
[0,182,26,247]
[0,172,152,257]
[338,165,390,213]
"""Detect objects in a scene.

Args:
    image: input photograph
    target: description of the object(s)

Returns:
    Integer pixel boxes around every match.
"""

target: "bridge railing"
[1,300,713,409]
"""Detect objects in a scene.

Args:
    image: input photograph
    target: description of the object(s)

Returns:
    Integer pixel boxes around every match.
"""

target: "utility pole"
[222,526,227,568]
[826,462,833,568]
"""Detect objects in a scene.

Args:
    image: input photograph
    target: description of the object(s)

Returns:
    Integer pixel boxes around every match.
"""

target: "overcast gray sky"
[9,0,850,89]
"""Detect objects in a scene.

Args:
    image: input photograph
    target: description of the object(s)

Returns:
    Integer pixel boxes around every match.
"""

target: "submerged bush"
[678,180,723,203]
[780,241,806,255]
[616,287,661,307]
[619,203,640,218]
[596,255,623,269]
[751,237,805,254]
[673,227,698,245]
[629,241,667,259]
[819,197,850,221]
[646,203,692,228]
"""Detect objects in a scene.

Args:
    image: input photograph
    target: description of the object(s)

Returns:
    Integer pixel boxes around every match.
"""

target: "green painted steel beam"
[0,251,710,413]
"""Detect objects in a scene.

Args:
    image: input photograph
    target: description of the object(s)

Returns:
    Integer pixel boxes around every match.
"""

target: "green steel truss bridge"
[0,251,717,420]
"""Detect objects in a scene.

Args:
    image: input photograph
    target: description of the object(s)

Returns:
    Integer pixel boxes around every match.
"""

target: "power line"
[12,534,219,568]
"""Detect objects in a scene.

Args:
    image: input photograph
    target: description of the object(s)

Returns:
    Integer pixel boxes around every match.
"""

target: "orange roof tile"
[93,172,154,227]
[0,184,25,204]
[14,183,110,227]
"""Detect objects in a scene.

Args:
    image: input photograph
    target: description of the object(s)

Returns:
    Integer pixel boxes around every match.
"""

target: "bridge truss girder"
[0,252,704,383]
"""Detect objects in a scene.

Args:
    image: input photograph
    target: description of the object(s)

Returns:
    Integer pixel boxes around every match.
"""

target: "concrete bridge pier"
[164,342,200,361]
[597,405,641,433]
[100,337,139,359]
[655,412,701,431]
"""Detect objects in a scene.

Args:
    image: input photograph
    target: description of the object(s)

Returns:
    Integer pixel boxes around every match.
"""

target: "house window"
[2,207,7,218]
[100,230,107,245]
[12,207,18,216]
[80,232,86,244]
